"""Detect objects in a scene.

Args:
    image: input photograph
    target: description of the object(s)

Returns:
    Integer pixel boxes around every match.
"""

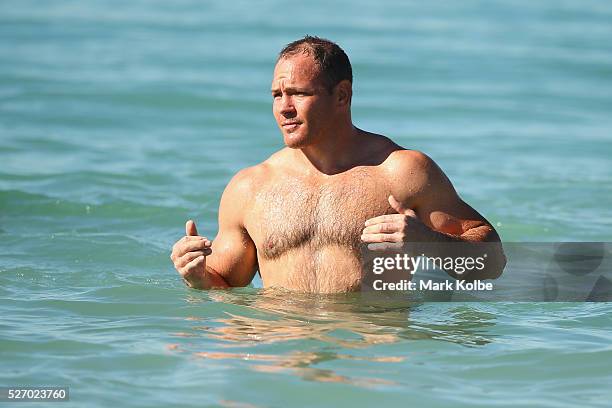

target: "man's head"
[278,36,353,94]
[271,36,353,148]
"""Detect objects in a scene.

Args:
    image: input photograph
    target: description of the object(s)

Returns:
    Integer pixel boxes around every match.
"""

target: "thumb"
[388,195,415,216]
[185,220,199,236]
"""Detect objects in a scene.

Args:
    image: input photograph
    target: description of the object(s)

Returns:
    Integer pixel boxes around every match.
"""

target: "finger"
[173,237,210,254]
[388,195,408,214]
[179,240,212,254]
[177,250,212,268]
[181,255,205,278]
[361,232,404,243]
[186,220,199,236]
[403,207,417,218]
[183,236,209,242]
[362,222,401,235]
[364,214,402,227]
[172,237,209,261]
[367,242,405,251]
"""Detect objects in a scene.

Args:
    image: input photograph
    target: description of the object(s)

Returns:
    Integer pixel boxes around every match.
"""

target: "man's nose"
[279,95,296,116]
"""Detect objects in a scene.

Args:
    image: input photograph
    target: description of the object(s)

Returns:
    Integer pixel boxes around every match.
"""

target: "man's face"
[271,54,336,148]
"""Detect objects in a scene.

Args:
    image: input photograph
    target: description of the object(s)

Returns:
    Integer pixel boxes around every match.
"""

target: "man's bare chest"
[246,169,391,260]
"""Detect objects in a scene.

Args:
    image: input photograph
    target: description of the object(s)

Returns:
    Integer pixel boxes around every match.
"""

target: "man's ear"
[335,80,352,108]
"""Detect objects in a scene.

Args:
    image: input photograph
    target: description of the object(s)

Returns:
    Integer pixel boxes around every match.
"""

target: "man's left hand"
[361,195,430,243]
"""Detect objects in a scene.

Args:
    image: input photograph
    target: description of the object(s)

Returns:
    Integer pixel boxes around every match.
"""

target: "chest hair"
[254,170,390,260]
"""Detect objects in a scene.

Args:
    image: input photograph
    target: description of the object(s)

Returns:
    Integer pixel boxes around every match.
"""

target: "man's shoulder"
[225,163,270,195]
[382,149,438,177]
[224,149,288,196]
[381,148,451,204]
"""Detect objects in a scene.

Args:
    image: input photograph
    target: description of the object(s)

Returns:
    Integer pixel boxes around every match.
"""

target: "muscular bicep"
[409,154,495,239]
[205,171,258,287]
[418,195,489,237]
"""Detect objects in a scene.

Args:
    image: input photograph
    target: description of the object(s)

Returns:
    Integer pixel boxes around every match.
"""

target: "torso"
[243,148,401,293]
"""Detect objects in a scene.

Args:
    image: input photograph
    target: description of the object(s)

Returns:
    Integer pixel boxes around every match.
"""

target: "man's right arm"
[170,169,258,289]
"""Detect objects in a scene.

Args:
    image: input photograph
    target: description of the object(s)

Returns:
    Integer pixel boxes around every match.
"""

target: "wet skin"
[170,54,506,293]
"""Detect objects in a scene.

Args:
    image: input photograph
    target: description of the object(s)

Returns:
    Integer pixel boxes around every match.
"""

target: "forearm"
[183,267,231,290]
[412,225,506,280]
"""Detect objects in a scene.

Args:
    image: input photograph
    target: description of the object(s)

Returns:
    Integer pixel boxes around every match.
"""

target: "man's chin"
[283,133,308,149]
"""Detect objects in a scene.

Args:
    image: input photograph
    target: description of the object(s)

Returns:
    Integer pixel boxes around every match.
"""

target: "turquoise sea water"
[1,0,612,406]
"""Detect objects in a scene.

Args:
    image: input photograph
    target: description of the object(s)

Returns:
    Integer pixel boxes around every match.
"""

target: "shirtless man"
[170,36,506,293]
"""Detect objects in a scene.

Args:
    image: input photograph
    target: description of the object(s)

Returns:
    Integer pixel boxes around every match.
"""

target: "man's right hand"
[170,220,212,288]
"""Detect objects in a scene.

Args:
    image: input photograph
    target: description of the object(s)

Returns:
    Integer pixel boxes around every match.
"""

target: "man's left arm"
[361,150,506,280]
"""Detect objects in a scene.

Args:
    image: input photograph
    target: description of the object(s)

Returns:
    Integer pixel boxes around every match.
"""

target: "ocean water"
[1,0,612,406]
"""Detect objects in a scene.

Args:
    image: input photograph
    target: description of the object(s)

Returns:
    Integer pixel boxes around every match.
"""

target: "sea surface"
[1,0,612,406]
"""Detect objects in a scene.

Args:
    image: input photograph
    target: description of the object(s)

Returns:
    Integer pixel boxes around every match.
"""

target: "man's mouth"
[282,121,301,132]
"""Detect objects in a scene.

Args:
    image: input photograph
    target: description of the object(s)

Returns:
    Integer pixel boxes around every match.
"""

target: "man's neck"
[296,122,365,175]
